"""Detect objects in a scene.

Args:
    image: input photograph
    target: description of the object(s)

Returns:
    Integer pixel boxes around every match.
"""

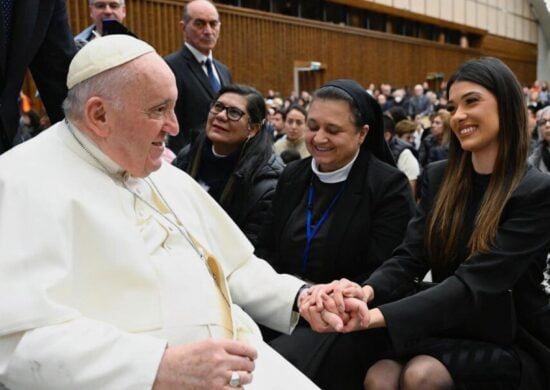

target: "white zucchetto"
[67,35,155,89]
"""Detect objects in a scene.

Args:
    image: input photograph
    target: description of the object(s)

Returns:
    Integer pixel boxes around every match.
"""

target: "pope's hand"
[299,282,345,331]
[300,279,371,333]
[153,338,257,390]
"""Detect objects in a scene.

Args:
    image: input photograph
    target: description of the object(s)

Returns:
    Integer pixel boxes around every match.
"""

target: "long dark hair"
[426,57,528,264]
[217,84,267,127]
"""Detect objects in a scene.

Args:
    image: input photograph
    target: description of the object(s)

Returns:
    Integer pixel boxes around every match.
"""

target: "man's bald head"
[181,0,220,55]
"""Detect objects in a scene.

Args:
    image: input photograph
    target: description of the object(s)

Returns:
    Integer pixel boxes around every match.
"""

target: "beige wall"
[367,0,538,43]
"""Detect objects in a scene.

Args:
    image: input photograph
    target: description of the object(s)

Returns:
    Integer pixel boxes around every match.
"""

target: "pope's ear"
[84,97,110,138]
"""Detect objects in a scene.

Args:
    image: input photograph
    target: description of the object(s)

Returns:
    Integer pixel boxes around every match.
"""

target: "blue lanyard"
[301,180,347,274]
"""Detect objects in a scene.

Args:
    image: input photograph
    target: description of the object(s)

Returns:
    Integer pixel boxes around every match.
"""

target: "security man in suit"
[0,0,76,154]
[165,0,232,154]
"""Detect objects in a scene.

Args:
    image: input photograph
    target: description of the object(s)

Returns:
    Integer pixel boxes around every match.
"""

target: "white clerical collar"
[66,119,125,177]
[212,145,228,158]
[185,42,212,65]
[311,150,359,183]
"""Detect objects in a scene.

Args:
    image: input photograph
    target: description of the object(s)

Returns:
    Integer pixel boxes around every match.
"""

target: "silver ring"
[229,371,241,387]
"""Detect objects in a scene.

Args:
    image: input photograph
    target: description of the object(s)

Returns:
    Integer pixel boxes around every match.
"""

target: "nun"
[256,80,415,381]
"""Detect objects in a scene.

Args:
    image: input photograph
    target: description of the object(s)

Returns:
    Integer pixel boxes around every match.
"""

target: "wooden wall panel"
[60,1,537,96]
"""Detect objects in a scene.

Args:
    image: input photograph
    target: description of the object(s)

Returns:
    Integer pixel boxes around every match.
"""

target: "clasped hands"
[299,278,375,333]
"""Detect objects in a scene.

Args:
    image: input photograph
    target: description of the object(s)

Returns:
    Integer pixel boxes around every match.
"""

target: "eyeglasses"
[538,118,550,126]
[210,101,246,121]
[92,2,123,10]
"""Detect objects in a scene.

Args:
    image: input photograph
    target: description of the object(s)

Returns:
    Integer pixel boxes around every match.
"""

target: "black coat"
[164,45,232,153]
[0,0,75,153]
[173,131,283,247]
[418,134,448,168]
[273,161,550,390]
[257,149,415,283]
[368,161,550,389]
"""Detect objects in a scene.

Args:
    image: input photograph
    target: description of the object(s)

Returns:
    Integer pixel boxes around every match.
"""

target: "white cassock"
[0,121,319,389]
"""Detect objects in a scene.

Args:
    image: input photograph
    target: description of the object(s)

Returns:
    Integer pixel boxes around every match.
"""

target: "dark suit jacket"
[368,161,550,389]
[257,149,415,284]
[164,45,231,154]
[0,0,76,153]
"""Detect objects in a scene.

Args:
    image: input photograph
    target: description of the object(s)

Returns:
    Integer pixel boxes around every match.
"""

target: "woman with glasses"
[528,106,550,173]
[173,84,283,246]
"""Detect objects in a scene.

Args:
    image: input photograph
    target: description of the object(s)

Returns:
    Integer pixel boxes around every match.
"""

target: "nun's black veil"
[321,79,396,167]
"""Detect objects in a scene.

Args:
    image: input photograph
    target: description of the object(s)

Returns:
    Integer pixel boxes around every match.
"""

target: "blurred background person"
[274,104,310,159]
[539,81,549,106]
[418,110,450,168]
[270,108,286,142]
[384,116,420,194]
[394,119,417,145]
[528,106,550,173]
[386,106,409,125]
[173,84,283,246]
[408,84,430,117]
[377,93,390,112]
[74,0,127,49]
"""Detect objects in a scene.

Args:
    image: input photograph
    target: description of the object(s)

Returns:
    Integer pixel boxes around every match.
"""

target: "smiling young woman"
[297,58,550,390]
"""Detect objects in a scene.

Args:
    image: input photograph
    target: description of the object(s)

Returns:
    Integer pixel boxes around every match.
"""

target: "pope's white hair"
[63,64,132,122]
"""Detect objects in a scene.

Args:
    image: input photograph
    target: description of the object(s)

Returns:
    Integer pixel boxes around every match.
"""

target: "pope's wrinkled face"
[89,0,126,33]
[102,54,179,177]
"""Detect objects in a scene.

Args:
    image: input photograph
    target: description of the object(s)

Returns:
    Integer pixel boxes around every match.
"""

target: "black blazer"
[173,130,284,247]
[164,45,232,153]
[368,161,550,389]
[0,0,76,153]
[257,150,415,283]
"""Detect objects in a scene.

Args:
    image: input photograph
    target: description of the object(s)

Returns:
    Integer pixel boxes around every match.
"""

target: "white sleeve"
[397,149,420,180]
[0,318,166,390]
[228,255,304,334]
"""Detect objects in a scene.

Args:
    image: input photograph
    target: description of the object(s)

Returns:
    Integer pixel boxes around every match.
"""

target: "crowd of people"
[1,1,550,389]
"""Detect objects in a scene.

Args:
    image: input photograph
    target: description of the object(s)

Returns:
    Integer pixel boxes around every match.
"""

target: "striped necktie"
[204,58,221,93]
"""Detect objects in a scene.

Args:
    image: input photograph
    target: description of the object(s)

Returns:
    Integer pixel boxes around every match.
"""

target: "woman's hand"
[299,279,372,332]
